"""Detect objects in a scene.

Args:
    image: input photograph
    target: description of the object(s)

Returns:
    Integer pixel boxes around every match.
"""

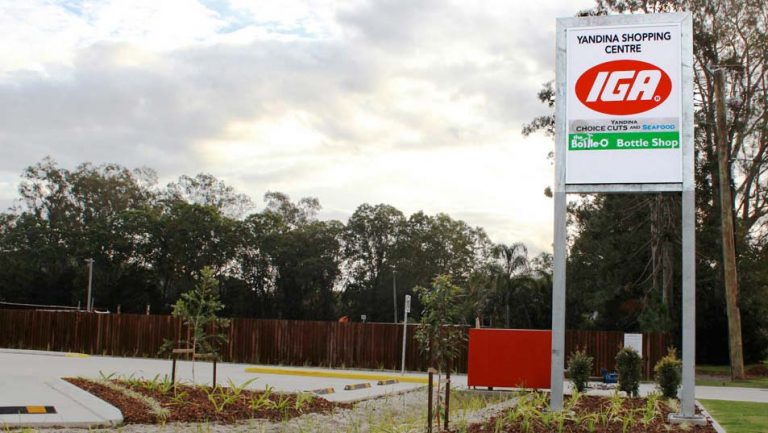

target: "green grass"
[696,364,768,388]
[697,365,735,375]
[700,399,768,433]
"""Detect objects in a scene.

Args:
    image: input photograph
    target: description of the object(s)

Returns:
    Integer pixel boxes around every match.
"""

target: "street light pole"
[401,294,411,374]
[85,258,94,312]
[393,267,398,323]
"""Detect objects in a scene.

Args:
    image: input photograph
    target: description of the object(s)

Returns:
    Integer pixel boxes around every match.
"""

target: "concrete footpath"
[0,349,429,403]
[1,348,766,429]
[694,385,768,403]
[0,348,430,428]
[568,381,768,403]
[0,375,122,429]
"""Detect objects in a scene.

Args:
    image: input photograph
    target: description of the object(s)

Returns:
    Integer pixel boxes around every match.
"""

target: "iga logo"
[575,60,672,115]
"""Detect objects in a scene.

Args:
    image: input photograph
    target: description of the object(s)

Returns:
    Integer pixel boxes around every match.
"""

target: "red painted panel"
[467,328,552,389]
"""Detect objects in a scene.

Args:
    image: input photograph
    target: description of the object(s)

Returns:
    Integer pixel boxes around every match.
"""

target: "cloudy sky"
[0,0,594,253]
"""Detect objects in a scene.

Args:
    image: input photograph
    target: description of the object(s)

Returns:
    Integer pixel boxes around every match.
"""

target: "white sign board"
[566,24,682,184]
[404,294,411,313]
[624,333,643,358]
[553,12,694,417]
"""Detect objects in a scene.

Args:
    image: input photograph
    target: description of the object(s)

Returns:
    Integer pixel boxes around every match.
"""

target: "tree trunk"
[650,195,661,295]
[650,195,673,314]
[505,292,510,328]
[715,69,745,380]
[662,239,673,309]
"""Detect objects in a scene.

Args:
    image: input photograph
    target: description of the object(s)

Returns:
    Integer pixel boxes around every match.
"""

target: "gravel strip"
[37,387,518,433]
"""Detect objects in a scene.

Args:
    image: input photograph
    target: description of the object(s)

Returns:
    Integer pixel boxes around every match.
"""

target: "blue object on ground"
[600,368,618,384]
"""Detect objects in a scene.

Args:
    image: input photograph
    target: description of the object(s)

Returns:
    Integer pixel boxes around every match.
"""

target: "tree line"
[0,158,552,328]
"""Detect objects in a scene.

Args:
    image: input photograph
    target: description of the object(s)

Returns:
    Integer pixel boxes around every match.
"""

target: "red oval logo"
[575,60,672,115]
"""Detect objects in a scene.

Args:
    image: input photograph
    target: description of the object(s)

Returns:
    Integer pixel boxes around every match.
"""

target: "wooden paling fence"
[565,330,671,379]
[0,309,669,378]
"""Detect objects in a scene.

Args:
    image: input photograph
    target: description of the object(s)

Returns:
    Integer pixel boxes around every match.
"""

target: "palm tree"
[493,243,530,278]
[491,243,530,328]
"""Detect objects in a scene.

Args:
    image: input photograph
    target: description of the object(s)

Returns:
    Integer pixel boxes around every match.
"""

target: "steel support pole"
[213,358,218,389]
[678,12,699,421]
[171,357,177,386]
[401,307,408,374]
[680,188,696,417]
[551,16,567,412]
[427,369,434,433]
[86,258,94,312]
[550,190,567,411]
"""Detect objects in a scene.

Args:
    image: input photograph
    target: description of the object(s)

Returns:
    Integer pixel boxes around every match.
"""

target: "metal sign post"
[401,294,411,374]
[553,13,700,423]
[85,258,94,312]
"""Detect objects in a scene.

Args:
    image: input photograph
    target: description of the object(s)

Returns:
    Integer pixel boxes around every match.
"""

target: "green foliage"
[136,374,175,395]
[414,275,467,372]
[496,390,676,433]
[476,244,552,330]
[249,384,275,411]
[294,392,314,412]
[654,347,682,399]
[203,386,239,414]
[340,205,494,323]
[637,294,673,333]
[273,393,292,417]
[642,392,660,426]
[226,377,258,397]
[616,347,642,398]
[162,267,229,359]
[0,158,546,329]
[568,349,593,393]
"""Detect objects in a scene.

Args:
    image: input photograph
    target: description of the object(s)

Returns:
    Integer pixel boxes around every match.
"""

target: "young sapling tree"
[161,266,229,383]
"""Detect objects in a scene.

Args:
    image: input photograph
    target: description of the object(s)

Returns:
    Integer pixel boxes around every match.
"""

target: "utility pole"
[714,68,745,380]
[85,258,94,312]
[401,294,410,374]
[393,267,398,323]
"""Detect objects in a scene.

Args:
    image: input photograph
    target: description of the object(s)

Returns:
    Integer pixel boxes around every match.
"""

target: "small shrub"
[414,275,467,373]
[654,347,682,399]
[615,347,642,397]
[159,266,229,383]
[568,349,593,393]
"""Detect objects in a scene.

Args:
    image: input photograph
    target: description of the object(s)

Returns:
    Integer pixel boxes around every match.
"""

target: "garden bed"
[65,377,350,424]
[460,392,717,433]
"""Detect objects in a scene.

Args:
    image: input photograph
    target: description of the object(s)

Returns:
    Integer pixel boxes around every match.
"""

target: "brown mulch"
[746,364,768,377]
[461,395,717,433]
[66,378,157,424]
[65,378,351,424]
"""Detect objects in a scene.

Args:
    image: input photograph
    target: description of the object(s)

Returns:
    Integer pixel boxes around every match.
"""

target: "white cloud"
[0,1,89,73]
[226,0,345,39]
[0,0,595,252]
[79,0,226,49]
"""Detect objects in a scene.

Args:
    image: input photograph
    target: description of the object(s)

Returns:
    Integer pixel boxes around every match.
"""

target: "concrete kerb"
[242,365,433,403]
[0,377,122,429]
[47,378,123,427]
[0,348,89,358]
[340,384,430,405]
[343,382,372,391]
[243,366,429,384]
